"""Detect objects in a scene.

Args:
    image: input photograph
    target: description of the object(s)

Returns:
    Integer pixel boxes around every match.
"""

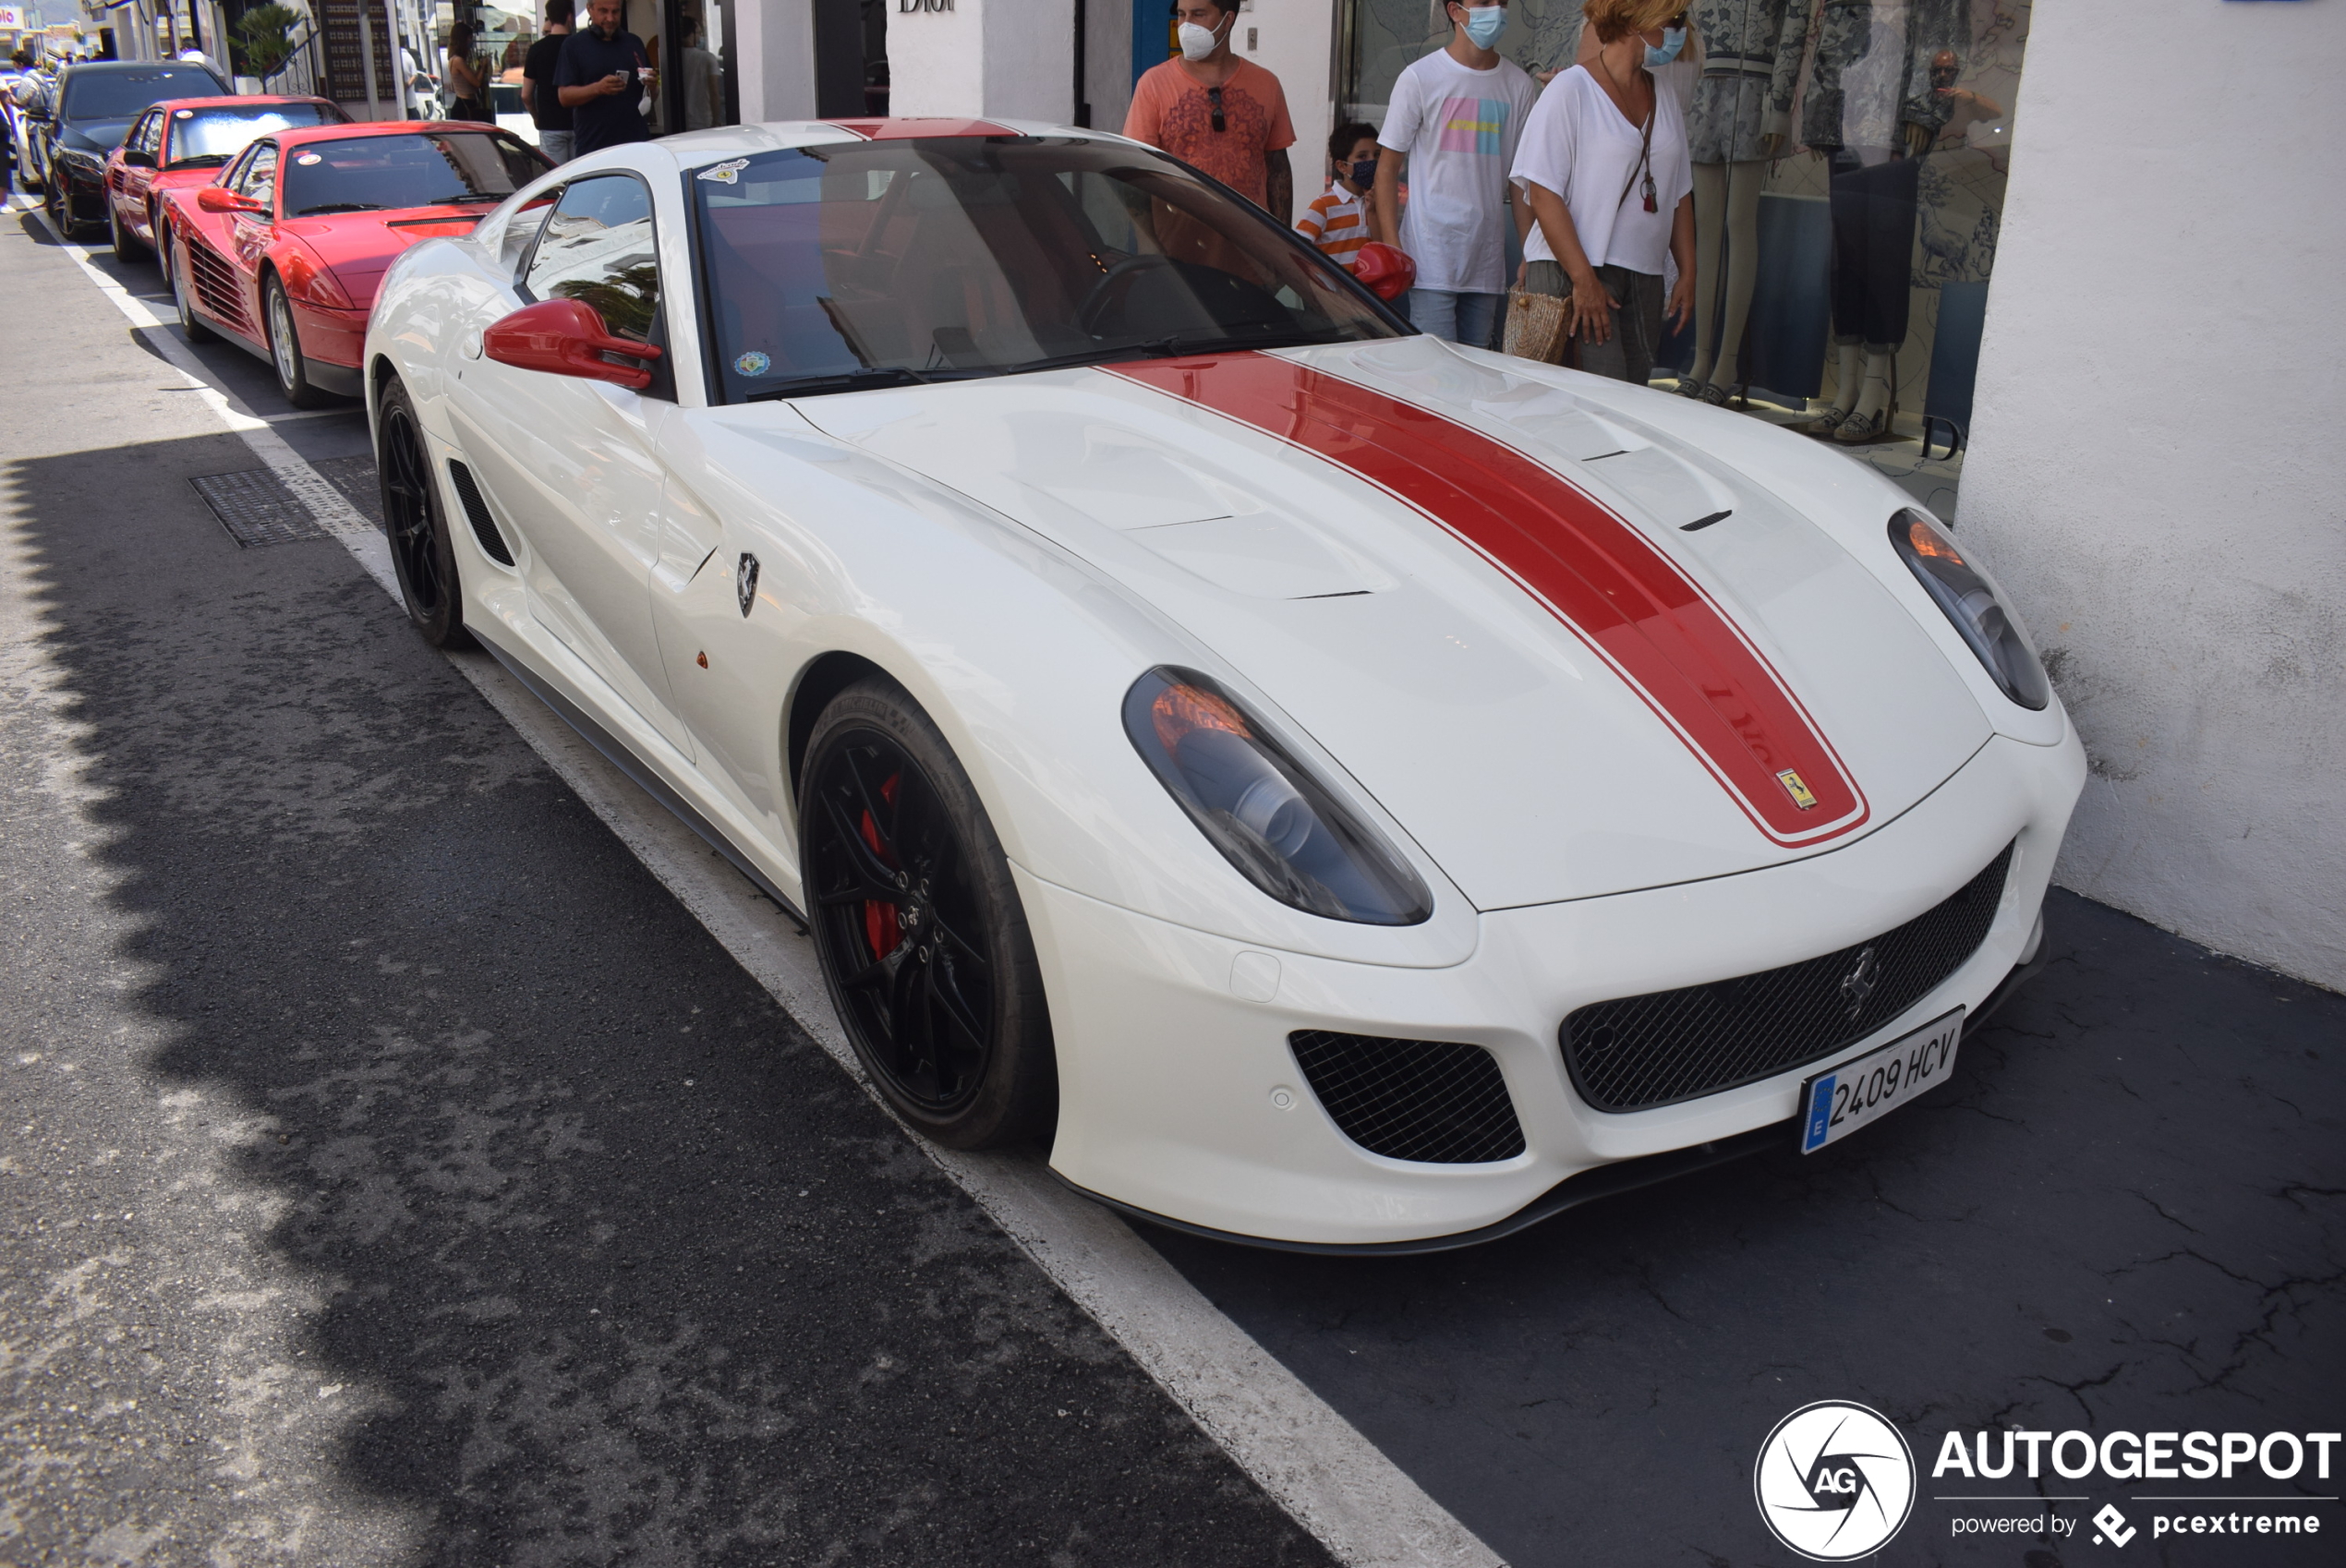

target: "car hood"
[60,119,134,152]
[795,337,1993,909]
[277,208,490,305]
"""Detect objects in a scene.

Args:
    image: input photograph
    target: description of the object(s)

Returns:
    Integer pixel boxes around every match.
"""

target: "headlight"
[1889,509,2050,710]
[1123,667,1433,925]
[58,147,104,176]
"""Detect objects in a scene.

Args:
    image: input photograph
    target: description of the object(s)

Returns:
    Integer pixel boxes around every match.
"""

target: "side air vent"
[446,461,515,566]
[1288,1031,1527,1164]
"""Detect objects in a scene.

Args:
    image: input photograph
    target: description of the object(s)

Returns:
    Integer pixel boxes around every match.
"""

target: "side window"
[237,144,280,210]
[128,112,157,159]
[524,175,660,344]
[500,194,557,276]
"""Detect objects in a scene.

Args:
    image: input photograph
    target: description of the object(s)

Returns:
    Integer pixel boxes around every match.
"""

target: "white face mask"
[1178,16,1225,60]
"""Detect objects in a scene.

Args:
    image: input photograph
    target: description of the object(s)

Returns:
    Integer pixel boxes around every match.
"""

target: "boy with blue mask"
[1371,0,1541,348]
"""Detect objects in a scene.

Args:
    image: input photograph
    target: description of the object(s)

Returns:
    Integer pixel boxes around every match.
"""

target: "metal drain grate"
[188,455,383,548]
[189,468,329,548]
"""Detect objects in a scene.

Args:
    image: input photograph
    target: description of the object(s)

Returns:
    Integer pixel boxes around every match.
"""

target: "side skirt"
[476,637,809,934]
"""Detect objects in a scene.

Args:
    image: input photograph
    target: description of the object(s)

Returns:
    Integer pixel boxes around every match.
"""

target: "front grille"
[1289,1031,1526,1164]
[446,461,515,565]
[1561,842,2015,1113]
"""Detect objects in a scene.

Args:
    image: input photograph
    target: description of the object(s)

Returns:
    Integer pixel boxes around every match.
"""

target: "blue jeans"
[538,128,575,164]
[1407,289,1504,350]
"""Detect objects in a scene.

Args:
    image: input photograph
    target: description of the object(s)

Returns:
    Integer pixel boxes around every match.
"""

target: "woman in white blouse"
[1510,0,1697,384]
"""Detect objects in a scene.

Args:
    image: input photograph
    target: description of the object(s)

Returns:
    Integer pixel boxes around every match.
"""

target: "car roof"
[263,118,525,150]
[151,94,338,113]
[62,60,225,76]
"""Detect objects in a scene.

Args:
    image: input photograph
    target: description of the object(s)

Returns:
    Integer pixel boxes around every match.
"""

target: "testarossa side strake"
[359,117,2085,1250]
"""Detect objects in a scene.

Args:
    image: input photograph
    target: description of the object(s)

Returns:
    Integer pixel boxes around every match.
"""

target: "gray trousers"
[1523,259,1666,386]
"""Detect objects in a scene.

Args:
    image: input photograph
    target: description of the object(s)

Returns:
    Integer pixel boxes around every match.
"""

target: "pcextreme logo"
[1754,1401,1917,1561]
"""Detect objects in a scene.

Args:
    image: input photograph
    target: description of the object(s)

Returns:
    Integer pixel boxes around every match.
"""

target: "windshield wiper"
[164,153,228,170]
[419,191,507,205]
[744,366,932,402]
[296,202,385,214]
[984,326,1360,379]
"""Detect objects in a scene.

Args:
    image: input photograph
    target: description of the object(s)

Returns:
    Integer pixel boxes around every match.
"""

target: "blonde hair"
[1581,0,1681,45]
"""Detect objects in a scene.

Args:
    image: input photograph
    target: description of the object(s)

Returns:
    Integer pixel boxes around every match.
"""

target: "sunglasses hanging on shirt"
[1207,85,1226,133]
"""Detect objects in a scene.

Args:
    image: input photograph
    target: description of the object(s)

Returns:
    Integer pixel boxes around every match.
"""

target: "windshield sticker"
[697,158,750,185]
[175,108,193,117]
[733,350,771,378]
[296,152,322,164]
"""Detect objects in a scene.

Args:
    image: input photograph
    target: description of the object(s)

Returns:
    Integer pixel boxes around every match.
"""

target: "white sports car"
[363,117,2086,1251]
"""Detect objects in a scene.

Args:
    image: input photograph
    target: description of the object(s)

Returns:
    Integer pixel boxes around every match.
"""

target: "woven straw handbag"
[1504,288,1571,364]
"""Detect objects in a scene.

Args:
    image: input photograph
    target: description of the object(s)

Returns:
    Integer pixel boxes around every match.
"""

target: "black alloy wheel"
[108,197,147,261]
[375,377,472,648]
[170,228,215,344]
[800,680,1056,1149]
[264,275,331,408]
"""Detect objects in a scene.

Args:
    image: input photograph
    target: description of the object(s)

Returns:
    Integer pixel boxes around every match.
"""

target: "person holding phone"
[554,0,654,157]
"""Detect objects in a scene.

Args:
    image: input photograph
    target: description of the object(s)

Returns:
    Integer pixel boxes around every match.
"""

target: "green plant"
[234,3,299,75]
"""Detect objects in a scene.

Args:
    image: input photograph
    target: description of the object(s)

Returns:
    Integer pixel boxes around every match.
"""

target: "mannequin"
[1678,0,1796,402]
[1768,0,1967,442]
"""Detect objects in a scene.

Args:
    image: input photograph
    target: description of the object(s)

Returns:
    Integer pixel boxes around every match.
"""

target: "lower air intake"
[1562,841,2016,1113]
[1288,1031,1526,1164]
[446,460,515,566]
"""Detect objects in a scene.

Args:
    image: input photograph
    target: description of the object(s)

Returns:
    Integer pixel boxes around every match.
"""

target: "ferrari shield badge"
[1776,769,1820,811]
[697,158,750,185]
[736,554,760,618]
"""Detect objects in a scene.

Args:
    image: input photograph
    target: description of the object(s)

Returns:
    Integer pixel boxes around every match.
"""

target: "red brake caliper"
[860,773,903,959]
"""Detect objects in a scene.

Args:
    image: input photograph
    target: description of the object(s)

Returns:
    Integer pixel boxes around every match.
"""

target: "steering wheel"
[1076,252,1183,340]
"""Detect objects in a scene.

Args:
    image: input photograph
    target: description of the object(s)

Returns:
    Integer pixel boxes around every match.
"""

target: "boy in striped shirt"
[1295,122,1381,271]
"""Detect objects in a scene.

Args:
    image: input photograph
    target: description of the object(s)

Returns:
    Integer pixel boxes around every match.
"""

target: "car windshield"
[280,129,544,217]
[60,66,224,120]
[168,103,340,165]
[692,136,1403,403]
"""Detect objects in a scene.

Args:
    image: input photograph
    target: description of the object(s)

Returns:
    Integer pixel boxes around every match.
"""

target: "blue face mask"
[1644,25,1687,66]
[1460,5,1506,48]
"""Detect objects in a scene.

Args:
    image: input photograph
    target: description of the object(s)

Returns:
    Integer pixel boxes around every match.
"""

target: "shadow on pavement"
[1145,891,2346,1565]
[2,433,1332,1567]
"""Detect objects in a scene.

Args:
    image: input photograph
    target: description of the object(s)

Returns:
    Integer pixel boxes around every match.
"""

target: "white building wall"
[1959,0,2346,989]
[1239,0,1335,196]
[736,0,817,122]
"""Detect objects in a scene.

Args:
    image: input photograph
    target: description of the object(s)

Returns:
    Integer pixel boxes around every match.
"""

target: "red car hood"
[276,206,489,305]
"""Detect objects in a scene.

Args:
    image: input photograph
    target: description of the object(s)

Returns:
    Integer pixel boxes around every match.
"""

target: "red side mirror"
[1352,242,1416,303]
[197,185,262,214]
[481,298,662,391]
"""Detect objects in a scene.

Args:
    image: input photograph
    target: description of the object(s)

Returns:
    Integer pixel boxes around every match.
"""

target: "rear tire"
[265,275,332,408]
[170,226,215,344]
[800,679,1058,1150]
[376,376,473,649]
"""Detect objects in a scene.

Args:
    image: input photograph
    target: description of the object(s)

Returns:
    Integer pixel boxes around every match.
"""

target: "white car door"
[448,170,693,754]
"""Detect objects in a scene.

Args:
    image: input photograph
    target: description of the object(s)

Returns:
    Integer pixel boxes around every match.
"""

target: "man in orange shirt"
[1123,0,1295,223]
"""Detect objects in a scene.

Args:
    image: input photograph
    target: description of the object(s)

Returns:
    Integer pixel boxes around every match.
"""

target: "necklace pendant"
[1642,175,1657,213]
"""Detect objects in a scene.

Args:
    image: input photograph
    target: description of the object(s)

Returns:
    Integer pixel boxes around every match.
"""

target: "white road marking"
[28,205,1506,1568]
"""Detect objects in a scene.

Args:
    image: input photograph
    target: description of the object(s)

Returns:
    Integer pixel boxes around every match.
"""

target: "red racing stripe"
[1103,352,1868,846]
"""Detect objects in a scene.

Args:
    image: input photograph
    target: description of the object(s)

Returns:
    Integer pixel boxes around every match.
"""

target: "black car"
[25,59,228,236]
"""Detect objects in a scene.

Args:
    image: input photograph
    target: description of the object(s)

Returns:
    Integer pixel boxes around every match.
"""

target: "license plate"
[1798,1008,1964,1153]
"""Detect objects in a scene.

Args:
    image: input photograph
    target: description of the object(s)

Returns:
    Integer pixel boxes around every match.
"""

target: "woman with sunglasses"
[1123,0,1297,224]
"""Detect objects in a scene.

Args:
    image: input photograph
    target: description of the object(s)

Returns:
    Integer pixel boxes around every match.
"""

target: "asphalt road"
[0,203,1329,1566]
[4,185,2341,1568]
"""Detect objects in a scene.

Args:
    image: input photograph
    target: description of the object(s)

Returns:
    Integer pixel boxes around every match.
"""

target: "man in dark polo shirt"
[521,0,575,163]
[553,0,653,157]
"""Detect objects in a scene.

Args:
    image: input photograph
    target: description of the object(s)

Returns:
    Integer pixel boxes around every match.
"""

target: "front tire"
[376,376,472,648]
[109,199,148,261]
[170,227,215,344]
[264,275,331,408]
[800,680,1057,1150]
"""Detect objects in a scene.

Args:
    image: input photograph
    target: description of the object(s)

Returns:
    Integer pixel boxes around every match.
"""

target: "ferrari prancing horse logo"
[1776,769,1819,811]
[736,553,759,618]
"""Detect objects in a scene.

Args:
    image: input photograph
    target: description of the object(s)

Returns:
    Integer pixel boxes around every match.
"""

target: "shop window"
[1342,0,2030,510]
